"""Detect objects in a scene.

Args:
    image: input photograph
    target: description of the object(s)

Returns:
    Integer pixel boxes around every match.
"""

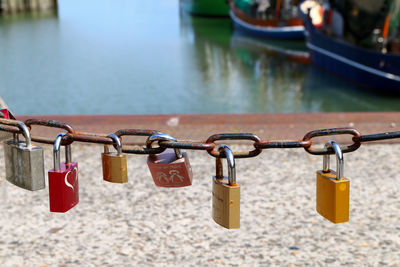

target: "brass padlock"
[316,140,350,223]
[212,144,240,229]
[102,133,128,183]
[3,121,45,191]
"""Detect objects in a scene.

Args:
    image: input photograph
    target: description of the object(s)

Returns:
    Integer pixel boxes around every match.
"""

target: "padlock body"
[101,152,128,183]
[48,162,79,213]
[0,131,12,142]
[316,170,349,223]
[4,140,45,191]
[0,109,15,119]
[147,149,193,187]
[212,176,240,229]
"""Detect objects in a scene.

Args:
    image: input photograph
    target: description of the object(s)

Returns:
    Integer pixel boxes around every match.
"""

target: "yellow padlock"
[101,133,128,183]
[316,140,349,223]
[212,144,240,229]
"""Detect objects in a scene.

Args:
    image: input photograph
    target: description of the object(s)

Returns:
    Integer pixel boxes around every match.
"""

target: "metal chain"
[0,117,399,158]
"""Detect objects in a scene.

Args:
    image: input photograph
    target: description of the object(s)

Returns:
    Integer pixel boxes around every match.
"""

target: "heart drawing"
[64,167,78,192]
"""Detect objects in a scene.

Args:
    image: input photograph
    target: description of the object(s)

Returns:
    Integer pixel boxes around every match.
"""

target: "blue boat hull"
[230,11,305,40]
[306,20,400,93]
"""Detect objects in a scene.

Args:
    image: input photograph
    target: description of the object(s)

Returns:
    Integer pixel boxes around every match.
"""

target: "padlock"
[146,133,193,187]
[212,144,240,229]
[102,133,128,183]
[48,133,79,212]
[0,109,15,142]
[0,109,16,119]
[316,140,350,223]
[3,121,45,191]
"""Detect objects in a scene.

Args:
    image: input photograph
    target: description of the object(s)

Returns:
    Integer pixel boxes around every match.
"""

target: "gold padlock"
[212,144,240,229]
[316,140,350,223]
[102,133,128,183]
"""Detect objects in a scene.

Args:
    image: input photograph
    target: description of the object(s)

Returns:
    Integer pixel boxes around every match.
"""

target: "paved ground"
[0,142,399,266]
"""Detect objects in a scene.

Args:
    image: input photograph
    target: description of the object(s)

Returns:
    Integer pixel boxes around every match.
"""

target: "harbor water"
[0,0,399,115]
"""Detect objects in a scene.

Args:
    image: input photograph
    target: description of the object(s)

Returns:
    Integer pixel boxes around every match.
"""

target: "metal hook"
[107,133,122,156]
[323,141,344,180]
[146,133,182,159]
[216,144,236,184]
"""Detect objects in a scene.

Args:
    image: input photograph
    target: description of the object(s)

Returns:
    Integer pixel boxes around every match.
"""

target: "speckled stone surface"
[0,144,399,266]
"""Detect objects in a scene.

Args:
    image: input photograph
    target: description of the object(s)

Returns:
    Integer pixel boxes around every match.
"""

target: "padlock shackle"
[106,133,122,156]
[17,122,32,148]
[0,119,32,148]
[216,144,236,184]
[53,133,72,171]
[146,133,182,159]
[323,140,344,180]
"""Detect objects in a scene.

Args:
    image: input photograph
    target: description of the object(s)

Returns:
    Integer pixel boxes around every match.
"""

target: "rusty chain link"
[254,139,311,149]
[0,117,399,157]
[206,133,262,158]
[302,127,361,155]
[24,118,76,145]
[159,140,214,151]
[115,129,165,154]
[354,131,400,143]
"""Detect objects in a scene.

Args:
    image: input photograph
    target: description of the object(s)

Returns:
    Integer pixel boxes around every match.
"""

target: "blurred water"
[0,0,399,115]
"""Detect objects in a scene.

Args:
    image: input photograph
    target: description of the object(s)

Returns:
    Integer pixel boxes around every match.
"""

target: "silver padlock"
[3,121,45,191]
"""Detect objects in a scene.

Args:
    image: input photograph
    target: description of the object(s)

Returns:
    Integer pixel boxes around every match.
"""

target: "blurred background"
[1,0,399,115]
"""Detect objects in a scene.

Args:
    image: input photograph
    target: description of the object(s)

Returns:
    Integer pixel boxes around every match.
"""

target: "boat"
[229,0,305,39]
[301,0,400,94]
[180,0,230,17]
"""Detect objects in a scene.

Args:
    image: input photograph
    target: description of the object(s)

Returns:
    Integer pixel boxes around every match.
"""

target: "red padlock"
[48,133,79,213]
[0,109,16,119]
[0,109,16,141]
[146,133,193,187]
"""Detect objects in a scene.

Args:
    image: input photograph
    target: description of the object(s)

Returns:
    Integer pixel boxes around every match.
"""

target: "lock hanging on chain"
[212,144,240,229]
[3,120,45,191]
[316,140,350,223]
[102,133,128,183]
[48,133,79,213]
[0,109,16,142]
[146,133,193,187]
[0,109,15,120]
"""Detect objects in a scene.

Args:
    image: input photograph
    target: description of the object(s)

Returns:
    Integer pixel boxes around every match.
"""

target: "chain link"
[206,133,262,158]
[302,127,361,155]
[115,129,165,154]
[354,131,400,143]
[0,117,399,157]
[254,139,311,149]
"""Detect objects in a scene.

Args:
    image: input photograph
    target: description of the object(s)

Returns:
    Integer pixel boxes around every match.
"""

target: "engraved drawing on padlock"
[48,133,79,213]
[64,167,78,191]
[212,144,240,229]
[169,170,184,183]
[156,172,169,183]
[102,133,128,183]
[316,140,350,223]
[2,119,45,191]
[146,133,193,187]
